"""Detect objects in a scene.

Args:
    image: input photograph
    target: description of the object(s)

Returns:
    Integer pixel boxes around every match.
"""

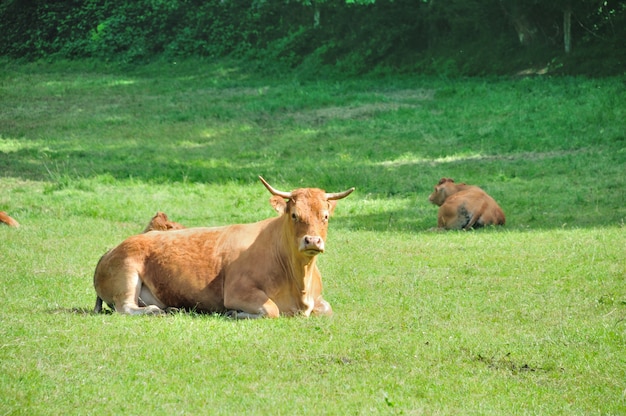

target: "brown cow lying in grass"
[428,178,505,230]
[0,211,20,228]
[138,208,334,316]
[94,176,353,317]
[142,211,185,233]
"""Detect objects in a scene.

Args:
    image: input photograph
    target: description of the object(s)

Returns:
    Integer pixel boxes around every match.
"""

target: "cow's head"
[260,176,354,257]
[143,212,185,233]
[428,177,457,206]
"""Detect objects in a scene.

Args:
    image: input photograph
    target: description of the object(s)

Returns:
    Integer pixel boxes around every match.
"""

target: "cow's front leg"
[224,293,280,319]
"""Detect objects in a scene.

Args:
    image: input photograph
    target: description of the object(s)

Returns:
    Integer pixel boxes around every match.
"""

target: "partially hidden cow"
[93,176,354,318]
[0,211,20,228]
[142,211,185,233]
[428,178,505,230]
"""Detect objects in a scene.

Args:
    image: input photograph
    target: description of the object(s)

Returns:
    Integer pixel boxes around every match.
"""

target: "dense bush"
[0,0,624,76]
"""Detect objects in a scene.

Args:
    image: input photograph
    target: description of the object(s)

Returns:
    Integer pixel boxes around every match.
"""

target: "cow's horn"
[326,187,355,200]
[259,176,292,199]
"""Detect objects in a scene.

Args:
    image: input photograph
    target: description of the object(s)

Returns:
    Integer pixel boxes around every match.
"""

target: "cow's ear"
[269,195,287,215]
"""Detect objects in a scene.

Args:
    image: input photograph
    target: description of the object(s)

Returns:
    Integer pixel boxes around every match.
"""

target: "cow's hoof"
[144,305,166,315]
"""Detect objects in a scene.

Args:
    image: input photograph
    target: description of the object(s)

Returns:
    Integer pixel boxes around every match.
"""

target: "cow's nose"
[303,236,325,252]
[304,236,321,246]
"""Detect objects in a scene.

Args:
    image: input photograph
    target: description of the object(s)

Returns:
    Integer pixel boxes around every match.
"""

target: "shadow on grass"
[4,148,625,232]
[48,307,103,316]
[47,306,240,320]
[1,124,624,231]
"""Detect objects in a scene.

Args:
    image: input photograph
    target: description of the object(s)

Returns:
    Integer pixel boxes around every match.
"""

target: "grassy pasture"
[1,59,625,415]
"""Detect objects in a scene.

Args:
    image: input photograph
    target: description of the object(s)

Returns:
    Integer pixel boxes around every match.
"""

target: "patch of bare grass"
[290,102,414,124]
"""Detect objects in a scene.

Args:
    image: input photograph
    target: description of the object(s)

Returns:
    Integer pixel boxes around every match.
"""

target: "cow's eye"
[323,213,329,222]
[291,212,298,222]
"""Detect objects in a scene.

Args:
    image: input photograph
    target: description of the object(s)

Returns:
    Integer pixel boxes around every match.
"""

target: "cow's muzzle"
[301,235,325,255]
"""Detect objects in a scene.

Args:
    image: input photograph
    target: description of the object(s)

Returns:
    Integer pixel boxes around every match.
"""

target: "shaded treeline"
[1,0,624,76]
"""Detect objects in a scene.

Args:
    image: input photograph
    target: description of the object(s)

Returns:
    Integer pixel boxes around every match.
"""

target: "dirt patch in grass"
[376,88,436,102]
[291,103,413,124]
[288,88,435,124]
[474,351,565,375]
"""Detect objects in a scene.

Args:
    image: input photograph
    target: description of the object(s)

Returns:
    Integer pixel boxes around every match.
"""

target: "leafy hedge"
[1,0,624,76]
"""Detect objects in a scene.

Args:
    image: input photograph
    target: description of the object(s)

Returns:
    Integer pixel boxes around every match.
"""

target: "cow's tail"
[93,251,109,314]
[463,202,488,230]
[464,212,480,230]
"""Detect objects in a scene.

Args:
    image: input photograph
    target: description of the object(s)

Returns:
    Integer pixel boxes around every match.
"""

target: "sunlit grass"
[0,137,35,153]
[0,60,625,415]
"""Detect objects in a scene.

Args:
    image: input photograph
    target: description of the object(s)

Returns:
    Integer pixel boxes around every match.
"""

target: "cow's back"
[94,225,263,312]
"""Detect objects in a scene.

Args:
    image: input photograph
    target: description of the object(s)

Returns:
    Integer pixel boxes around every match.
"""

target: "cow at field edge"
[93,176,354,318]
[142,211,185,233]
[0,211,20,228]
[428,178,505,230]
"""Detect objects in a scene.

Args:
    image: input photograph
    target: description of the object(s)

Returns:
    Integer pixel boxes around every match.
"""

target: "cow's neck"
[279,246,317,290]
[273,219,318,304]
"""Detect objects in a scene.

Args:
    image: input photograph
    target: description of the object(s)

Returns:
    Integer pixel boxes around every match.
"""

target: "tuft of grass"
[0,60,625,414]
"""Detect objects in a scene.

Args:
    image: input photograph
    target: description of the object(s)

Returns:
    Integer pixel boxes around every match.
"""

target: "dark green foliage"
[0,0,624,75]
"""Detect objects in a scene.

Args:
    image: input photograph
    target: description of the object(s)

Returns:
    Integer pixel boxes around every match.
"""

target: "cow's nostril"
[303,236,323,248]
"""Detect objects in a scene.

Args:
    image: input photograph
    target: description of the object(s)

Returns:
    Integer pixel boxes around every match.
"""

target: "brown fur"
[428,178,505,230]
[93,178,354,318]
[0,211,20,228]
[142,211,185,233]
[94,212,186,313]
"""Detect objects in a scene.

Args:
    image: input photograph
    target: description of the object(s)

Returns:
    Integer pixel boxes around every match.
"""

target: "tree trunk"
[564,5,572,53]
[313,2,320,28]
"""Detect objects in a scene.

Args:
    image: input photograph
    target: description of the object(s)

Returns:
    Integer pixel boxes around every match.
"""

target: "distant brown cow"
[142,211,185,233]
[428,178,505,230]
[93,176,354,318]
[0,211,20,228]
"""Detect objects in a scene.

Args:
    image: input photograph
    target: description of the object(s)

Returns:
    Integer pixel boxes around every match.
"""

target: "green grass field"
[1,60,625,415]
